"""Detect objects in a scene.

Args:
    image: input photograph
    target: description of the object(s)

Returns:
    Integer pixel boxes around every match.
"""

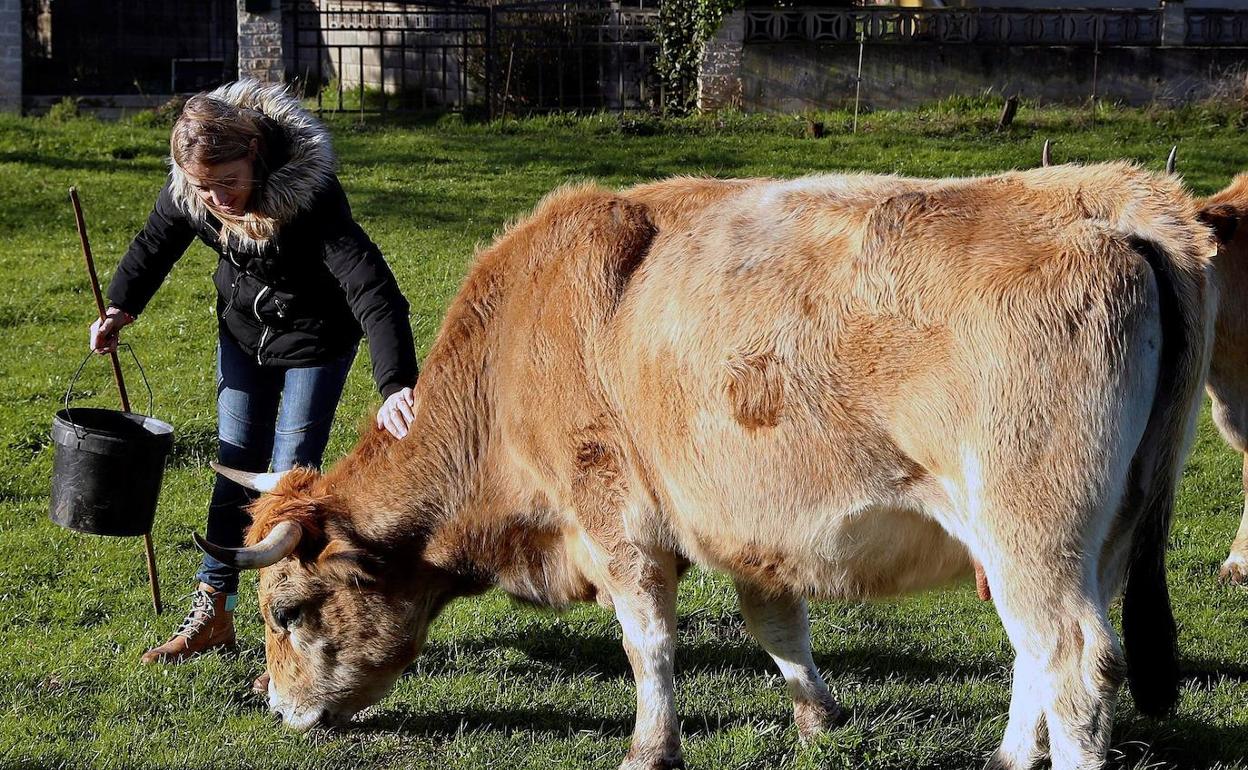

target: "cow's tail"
[1121,235,1204,717]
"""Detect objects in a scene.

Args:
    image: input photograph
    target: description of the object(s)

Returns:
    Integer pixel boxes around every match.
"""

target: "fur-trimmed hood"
[168,79,337,249]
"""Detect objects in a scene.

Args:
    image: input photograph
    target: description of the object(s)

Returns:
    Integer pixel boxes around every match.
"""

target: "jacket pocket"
[253,283,300,330]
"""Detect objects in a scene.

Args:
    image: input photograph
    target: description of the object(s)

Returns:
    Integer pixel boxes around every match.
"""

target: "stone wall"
[703,7,1248,111]
[238,0,284,84]
[698,9,744,110]
[1,0,22,112]
[737,44,1248,110]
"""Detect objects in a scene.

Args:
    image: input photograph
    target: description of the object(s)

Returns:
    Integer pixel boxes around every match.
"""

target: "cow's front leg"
[603,547,683,770]
[1219,453,1248,584]
[734,579,844,739]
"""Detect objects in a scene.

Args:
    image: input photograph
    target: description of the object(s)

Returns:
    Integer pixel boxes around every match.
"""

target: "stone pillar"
[1160,0,1186,47]
[238,0,284,84]
[0,0,21,113]
[697,10,745,112]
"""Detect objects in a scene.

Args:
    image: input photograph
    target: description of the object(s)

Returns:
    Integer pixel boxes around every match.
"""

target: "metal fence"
[286,0,488,112]
[283,0,661,116]
[23,0,237,97]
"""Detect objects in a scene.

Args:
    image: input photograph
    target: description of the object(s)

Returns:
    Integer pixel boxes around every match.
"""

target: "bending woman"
[88,80,419,688]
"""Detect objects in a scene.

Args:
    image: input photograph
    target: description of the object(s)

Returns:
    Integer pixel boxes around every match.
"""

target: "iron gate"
[283,0,661,116]
[286,0,490,112]
[23,0,237,97]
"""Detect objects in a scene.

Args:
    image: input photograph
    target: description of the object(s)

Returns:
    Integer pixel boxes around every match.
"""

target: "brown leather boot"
[140,583,237,664]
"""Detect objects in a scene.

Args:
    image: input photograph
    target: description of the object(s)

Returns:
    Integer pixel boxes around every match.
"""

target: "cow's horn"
[1166,145,1178,175]
[1041,139,1052,168]
[193,520,302,570]
[211,462,289,493]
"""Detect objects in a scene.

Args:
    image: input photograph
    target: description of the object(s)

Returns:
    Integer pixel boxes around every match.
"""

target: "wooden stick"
[71,189,130,412]
[70,187,163,616]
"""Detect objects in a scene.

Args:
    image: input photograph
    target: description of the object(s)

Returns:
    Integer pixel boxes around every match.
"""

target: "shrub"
[653,0,740,115]
[44,96,82,123]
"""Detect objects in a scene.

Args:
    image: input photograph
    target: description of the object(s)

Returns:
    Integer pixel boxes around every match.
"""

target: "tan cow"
[1193,177,1248,583]
[200,164,1217,770]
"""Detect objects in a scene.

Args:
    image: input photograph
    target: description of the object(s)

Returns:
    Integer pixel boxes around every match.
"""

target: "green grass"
[2,99,1247,769]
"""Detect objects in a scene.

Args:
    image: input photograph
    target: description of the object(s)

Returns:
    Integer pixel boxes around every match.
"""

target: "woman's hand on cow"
[377,386,416,439]
[88,307,135,354]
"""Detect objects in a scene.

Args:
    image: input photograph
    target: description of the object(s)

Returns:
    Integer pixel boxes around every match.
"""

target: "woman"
[89,80,419,687]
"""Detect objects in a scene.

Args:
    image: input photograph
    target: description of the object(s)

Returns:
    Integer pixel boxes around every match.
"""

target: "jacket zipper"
[253,286,272,366]
[256,326,271,366]
[222,279,238,319]
[221,247,240,319]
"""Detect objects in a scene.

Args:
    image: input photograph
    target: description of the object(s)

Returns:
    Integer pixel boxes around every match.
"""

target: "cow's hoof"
[794,698,847,741]
[983,749,1023,770]
[1219,555,1248,585]
[620,746,685,770]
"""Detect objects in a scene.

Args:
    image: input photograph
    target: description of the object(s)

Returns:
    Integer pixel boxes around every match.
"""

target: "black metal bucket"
[49,348,174,537]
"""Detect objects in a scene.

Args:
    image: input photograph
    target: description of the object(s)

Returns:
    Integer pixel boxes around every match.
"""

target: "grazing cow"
[1193,177,1248,583]
[199,163,1217,770]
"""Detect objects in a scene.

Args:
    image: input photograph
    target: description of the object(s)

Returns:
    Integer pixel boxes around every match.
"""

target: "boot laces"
[174,589,219,639]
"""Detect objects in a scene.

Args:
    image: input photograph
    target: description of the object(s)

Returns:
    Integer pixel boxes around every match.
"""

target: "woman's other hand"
[377,386,416,439]
[89,307,135,354]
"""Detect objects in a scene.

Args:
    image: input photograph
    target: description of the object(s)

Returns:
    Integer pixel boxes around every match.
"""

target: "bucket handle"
[63,344,156,437]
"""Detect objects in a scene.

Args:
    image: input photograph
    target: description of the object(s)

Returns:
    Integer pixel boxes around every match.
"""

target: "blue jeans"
[196,334,355,594]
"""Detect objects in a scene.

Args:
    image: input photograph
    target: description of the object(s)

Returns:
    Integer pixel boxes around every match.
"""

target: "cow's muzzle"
[269,683,355,732]
[274,701,352,732]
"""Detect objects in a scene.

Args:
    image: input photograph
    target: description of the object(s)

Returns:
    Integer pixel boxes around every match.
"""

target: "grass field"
[1,99,1246,770]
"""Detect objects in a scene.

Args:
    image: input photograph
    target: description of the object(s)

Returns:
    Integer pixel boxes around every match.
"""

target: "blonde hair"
[171,94,277,244]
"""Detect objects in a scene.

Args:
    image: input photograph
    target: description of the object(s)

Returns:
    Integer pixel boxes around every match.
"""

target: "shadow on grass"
[389,627,1248,767]
[1117,713,1248,769]
[345,684,1248,770]
[348,704,635,737]
[0,150,166,172]
[419,624,1005,685]
[1181,655,1248,686]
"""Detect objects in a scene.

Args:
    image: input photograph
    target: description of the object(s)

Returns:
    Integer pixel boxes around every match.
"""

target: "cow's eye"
[271,603,302,631]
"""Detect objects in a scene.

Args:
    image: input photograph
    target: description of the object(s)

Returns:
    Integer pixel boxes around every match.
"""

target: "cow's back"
[598,164,1212,599]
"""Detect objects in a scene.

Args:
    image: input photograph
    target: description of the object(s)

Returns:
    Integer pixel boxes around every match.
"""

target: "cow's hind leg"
[734,579,844,739]
[1219,453,1248,584]
[983,546,1124,770]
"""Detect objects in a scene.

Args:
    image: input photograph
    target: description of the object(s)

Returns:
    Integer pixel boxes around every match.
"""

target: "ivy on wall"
[654,0,742,114]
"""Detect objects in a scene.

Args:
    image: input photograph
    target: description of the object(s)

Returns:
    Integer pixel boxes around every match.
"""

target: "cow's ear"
[315,537,382,585]
[1198,203,1239,247]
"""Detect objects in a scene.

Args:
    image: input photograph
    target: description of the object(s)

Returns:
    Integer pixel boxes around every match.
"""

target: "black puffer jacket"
[107,81,418,398]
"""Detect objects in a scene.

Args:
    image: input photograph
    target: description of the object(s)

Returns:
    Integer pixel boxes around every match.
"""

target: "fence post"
[485,7,495,120]
[0,0,21,113]
[1091,13,1101,102]
[237,0,285,84]
[1160,0,1186,46]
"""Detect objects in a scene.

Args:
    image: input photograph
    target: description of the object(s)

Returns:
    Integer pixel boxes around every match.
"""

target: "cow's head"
[195,463,456,731]
[1155,149,1240,256]
[1198,172,1244,258]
